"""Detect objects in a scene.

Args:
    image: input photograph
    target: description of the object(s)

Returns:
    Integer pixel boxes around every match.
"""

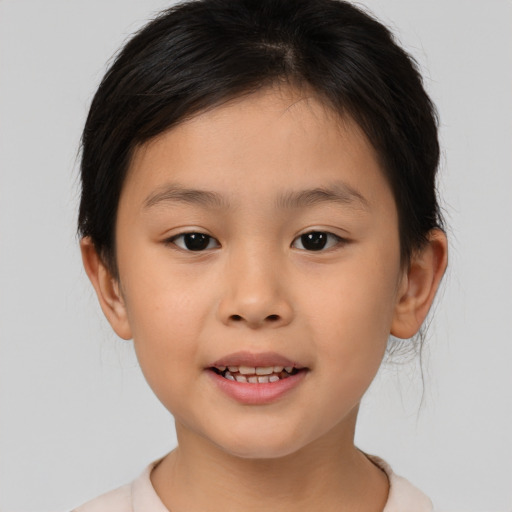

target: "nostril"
[229,313,281,323]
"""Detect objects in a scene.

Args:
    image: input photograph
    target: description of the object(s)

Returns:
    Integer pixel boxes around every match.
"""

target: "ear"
[391,229,448,339]
[80,237,132,340]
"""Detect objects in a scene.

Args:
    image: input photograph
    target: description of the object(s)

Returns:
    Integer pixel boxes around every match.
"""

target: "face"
[113,87,406,459]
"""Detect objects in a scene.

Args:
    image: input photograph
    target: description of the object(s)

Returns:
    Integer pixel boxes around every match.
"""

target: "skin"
[82,86,448,512]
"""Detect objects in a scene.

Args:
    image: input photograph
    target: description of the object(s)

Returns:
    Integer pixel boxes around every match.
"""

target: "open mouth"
[209,365,302,383]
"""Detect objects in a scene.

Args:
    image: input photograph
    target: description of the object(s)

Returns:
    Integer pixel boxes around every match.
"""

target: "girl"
[74,0,447,510]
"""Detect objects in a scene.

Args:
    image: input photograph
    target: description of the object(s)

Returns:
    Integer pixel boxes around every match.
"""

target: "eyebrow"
[143,181,369,211]
[275,183,369,211]
[143,185,229,210]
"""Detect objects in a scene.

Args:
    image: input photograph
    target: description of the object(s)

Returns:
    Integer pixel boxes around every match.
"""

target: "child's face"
[113,86,406,458]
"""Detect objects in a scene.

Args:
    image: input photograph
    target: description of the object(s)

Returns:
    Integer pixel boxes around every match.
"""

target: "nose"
[217,247,294,329]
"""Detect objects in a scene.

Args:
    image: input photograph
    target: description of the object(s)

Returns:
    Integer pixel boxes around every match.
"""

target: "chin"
[212,429,311,461]
[223,444,301,460]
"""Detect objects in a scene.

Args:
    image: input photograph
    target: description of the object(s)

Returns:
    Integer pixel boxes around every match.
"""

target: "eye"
[168,232,220,251]
[291,231,344,251]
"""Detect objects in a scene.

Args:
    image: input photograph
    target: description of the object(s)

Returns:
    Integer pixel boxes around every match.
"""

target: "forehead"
[122,86,393,214]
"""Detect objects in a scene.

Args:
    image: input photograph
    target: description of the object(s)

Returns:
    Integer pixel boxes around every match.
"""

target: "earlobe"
[391,229,448,339]
[80,237,132,340]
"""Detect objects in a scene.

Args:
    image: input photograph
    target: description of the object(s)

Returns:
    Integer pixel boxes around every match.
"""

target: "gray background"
[1,1,511,510]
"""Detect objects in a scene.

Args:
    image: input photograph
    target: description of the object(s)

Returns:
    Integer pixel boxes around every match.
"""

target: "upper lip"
[208,351,306,369]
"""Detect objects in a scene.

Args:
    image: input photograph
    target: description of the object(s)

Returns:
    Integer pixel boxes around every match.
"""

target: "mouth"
[209,365,303,383]
[206,352,308,404]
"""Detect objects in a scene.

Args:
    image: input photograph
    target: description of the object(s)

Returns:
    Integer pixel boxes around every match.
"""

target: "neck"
[150,413,389,512]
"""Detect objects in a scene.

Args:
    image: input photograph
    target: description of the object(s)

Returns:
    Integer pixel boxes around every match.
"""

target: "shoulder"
[367,454,434,512]
[71,458,168,512]
[72,483,132,512]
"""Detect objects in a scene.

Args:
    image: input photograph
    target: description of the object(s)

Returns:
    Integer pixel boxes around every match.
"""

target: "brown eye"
[292,231,342,251]
[170,233,220,251]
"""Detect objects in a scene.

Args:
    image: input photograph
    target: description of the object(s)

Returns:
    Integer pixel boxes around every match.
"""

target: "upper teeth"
[226,365,289,375]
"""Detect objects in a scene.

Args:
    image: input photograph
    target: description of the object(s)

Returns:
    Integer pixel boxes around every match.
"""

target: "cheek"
[118,254,215,383]
[301,246,401,364]
[297,258,398,419]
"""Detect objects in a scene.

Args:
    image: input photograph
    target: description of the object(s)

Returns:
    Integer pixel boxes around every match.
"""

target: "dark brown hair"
[78,0,443,279]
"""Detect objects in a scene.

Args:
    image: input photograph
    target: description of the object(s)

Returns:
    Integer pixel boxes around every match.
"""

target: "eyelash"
[166,231,347,253]
[291,231,345,251]
[168,232,220,251]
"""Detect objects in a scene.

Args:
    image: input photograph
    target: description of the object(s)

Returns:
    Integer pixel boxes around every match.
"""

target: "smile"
[206,353,308,404]
[210,365,300,383]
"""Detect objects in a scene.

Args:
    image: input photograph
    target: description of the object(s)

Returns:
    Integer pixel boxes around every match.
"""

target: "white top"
[73,455,433,512]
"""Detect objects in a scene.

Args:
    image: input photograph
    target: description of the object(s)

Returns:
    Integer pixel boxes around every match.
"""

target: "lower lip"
[206,369,308,405]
